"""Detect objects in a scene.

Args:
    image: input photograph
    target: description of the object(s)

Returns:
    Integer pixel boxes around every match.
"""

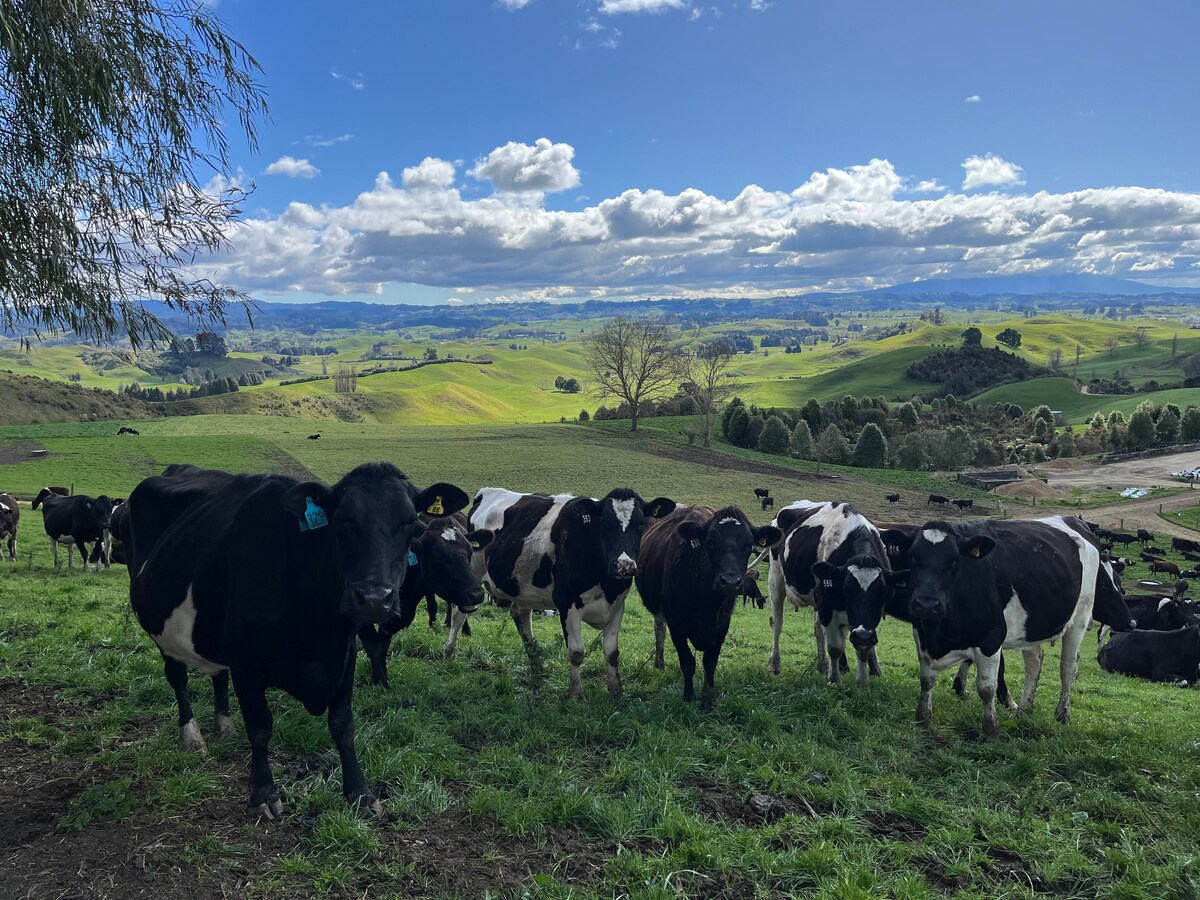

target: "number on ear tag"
[582,514,592,524]
[426,495,444,516]
[298,497,328,532]
[822,579,833,589]
[690,538,701,549]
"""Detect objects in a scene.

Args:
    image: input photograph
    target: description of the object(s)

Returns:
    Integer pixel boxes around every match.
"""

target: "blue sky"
[202,0,1200,304]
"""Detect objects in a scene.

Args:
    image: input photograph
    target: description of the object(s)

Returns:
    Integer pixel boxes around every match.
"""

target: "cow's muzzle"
[909,596,944,622]
[610,557,637,580]
[352,584,397,622]
[849,627,878,651]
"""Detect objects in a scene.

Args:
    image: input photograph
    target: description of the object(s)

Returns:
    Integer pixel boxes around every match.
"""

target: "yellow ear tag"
[758,536,770,547]
[470,539,481,549]
[969,545,981,557]
[427,495,444,515]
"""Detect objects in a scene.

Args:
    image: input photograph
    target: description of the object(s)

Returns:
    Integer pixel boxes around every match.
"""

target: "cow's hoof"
[215,713,236,736]
[607,680,623,698]
[1055,708,1071,725]
[179,719,209,756]
[355,795,385,819]
[653,658,664,670]
[252,798,285,821]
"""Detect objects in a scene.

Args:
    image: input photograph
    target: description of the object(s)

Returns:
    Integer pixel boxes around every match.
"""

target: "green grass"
[2,510,1199,897]
[972,378,1200,423]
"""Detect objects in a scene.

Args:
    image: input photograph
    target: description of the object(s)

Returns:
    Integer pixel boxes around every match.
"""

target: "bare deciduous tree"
[1105,335,1121,356]
[0,0,267,347]
[1133,327,1151,348]
[677,339,737,447]
[1048,348,1063,370]
[585,318,677,432]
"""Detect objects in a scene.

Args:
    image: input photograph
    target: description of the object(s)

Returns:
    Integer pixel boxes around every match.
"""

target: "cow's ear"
[752,525,783,549]
[811,561,841,591]
[885,568,910,589]
[677,520,707,548]
[879,528,916,559]
[280,482,335,529]
[414,483,470,518]
[466,529,493,551]
[959,535,995,560]
[644,497,676,519]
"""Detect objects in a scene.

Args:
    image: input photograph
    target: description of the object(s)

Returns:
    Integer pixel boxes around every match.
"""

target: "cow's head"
[87,496,115,531]
[568,489,675,581]
[902,523,994,623]
[811,557,908,652]
[281,463,470,624]
[413,518,493,615]
[677,507,782,601]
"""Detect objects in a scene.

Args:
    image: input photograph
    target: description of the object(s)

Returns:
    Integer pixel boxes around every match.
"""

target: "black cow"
[127,463,469,818]
[308,434,321,440]
[952,499,973,512]
[1136,529,1154,545]
[118,426,140,436]
[464,487,675,699]
[0,492,19,561]
[1144,545,1167,557]
[927,494,949,507]
[1125,596,1196,632]
[753,488,770,499]
[880,515,1118,740]
[760,495,774,512]
[885,494,901,505]
[1181,549,1200,563]
[637,506,781,707]
[1172,537,1200,554]
[101,501,130,566]
[1110,532,1138,548]
[768,501,904,687]
[359,515,493,682]
[32,488,114,571]
[1099,626,1200,683]
[741,570,766,609]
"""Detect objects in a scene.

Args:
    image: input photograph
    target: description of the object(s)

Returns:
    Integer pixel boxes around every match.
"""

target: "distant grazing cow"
[117,426,140,436]
[1136,529,1154,545]
[760,495,774,512]
[1110,533,1138,548]
[740,570,766,609]
[1172,537,1200,554]
[927,494,949,507]
[768,501,904,687]
[880,515,1121,740]
[952,499,973,512]
[358,515,492,686]
[0,492,19,561]
[308,434,321,440]
[1099,625,1200,683]
[32,488,114,571]
[1151,559,1181,577]
[753,488,770,499]
[464,487,675,699]
[1180,568,1200,580]
[127,463,469,818]
[1181,550,1200,563]
[637,506,780,707]
[1144,546,1167,557]
[885,494,901,505]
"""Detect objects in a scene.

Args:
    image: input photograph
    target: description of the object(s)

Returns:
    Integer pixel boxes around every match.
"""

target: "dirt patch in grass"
[0,438,46,465]
[863,811,926,843]
[686,777,822,827]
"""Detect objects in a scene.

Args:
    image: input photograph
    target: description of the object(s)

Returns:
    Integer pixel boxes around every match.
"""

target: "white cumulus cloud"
[469,138,580,194]
[498,0,532,8]
[600,0,688,13]
[793,158,903,203]
[264,156,320,179]
[964,95,981,103]
[402,157,457,190]
[962,153,1025,190]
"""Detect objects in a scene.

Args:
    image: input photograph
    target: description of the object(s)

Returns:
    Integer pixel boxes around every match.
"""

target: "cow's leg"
[511,607,536,654]
[327,648,381,817]
[952,660,972,698]
[975,651,1002,741]
[444,607,470,658]
[562,605,587,701]
[231,671,282,819]
[700,645,723,710]
[50,538,59,569]
[6,532,14,561]
[653,615,666,670]
[669,625,697,703]
[996,654,1016,710]
[824,614,846,685]
[212,670,234,735]
[867,645,882,678]
[914,636,937,729]
[357,625,391,688]
[601,597,625,696]
[426,592,438,629]
[164,655,207,755]
[768,584,785,676]
[1018,647,1044,713]
[68,542,75,570]
[813,610,830,677]
[1055,619,1089,725]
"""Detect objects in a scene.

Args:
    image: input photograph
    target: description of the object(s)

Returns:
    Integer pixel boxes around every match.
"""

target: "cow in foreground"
[359,515,492,685]
[882,516,1120,740]
[768,501,904,687]
[0,492,18,561]
[637,506,780,707]
[464,487,674,699]
[32,488,114,570]
[127,463,468,818]
[1099,626,1200,684]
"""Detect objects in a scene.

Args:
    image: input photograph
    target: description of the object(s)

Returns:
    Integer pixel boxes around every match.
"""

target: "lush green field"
[971,378,1200,424]
[2,512,1199,898]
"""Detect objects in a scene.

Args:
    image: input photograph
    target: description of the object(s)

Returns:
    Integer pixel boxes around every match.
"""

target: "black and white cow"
[0,492,18,561]
[358,515,492,686]
[767,501,904,687]
[880,515,1113,740]
[463,487,675,700]
[32,488,114,571]
[1099,625,1200,684]
[637,505,780,707]
[127,463,468,818]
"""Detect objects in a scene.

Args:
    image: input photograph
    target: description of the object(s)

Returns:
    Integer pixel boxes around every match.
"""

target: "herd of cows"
[1,464,1199,820]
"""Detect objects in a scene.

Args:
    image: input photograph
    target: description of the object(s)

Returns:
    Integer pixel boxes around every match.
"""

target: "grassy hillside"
[971,377,1200,423]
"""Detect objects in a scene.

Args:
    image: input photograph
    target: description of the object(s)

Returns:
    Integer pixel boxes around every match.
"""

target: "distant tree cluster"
[906,345,1045,398]
[120,374,254,402]
[554,376,581,393]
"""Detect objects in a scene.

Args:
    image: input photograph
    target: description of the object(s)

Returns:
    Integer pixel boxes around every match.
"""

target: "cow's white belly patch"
[152,587,226,675]
[1001,592,1064,650]
[579,587,615,628]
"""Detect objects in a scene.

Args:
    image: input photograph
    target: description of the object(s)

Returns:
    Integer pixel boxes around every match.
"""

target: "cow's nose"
[717,572,741,590]
[910,596,941,619]
[850,627,877,650]
[355,584,395,610]
[612,555,637,578]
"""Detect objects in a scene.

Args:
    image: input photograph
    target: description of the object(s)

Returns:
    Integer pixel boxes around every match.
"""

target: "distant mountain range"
[867,274,1200,297]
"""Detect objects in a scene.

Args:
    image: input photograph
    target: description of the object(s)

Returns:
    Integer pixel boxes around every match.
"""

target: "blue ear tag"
[408,550,419,566]
[298,497,328,532]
